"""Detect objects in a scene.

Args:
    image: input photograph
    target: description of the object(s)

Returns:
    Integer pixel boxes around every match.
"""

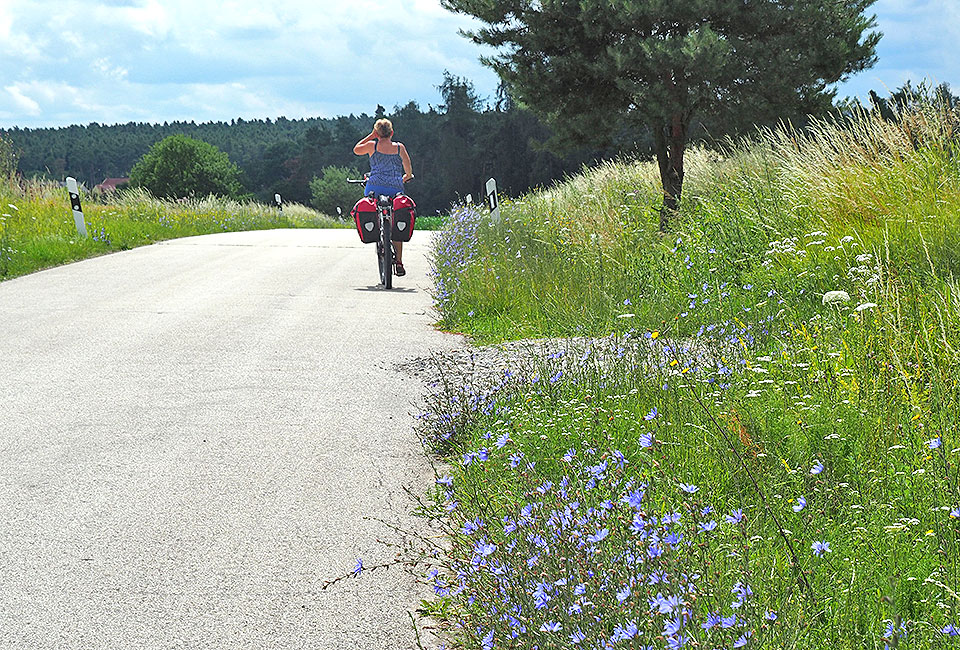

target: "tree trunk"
[653,113,687,232]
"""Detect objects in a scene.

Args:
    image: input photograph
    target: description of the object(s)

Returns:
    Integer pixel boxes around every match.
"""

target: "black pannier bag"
[351,196,379,243]
[391,194,416,242]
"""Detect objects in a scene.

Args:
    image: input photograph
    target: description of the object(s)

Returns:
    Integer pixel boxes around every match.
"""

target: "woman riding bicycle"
[353,119,414,276]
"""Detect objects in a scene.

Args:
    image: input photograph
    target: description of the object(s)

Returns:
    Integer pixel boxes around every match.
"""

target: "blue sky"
[0,0,955,129]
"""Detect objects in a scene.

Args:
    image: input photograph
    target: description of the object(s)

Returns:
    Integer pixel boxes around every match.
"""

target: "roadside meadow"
[4,97,960,649]
[421,99,960,649]
[0,180,351,281]
[0,179,451,282]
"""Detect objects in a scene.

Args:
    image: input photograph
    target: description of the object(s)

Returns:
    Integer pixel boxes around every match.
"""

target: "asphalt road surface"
[0,229,459,649]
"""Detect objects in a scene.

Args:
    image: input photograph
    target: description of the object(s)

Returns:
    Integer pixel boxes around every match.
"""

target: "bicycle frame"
[347,176,401,289]
[374,193,394,289]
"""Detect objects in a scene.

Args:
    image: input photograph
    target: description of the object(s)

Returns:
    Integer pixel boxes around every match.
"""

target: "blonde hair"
[374,119,393,138]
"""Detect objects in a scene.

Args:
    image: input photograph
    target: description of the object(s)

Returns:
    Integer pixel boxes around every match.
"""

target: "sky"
[0,0,956,130]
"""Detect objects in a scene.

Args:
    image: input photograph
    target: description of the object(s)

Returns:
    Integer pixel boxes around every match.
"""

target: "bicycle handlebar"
[345,176,414,185]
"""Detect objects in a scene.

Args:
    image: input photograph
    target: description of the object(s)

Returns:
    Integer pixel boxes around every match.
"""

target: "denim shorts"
[365,183,402,198]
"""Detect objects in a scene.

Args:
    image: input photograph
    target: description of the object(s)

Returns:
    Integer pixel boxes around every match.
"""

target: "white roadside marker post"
[274,193,283,213]
[486,177,500,222]
[66,177,87,237]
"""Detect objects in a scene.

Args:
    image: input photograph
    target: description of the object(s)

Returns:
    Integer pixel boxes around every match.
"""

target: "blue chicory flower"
[702,612,721,630]
[569,628,587,644]
[725,508,745,524]
[623,489,645,510]
[664,617,683,636]
[481,630,494,650]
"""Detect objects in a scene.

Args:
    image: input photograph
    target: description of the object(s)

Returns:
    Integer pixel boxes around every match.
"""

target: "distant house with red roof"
[94,177,129,193]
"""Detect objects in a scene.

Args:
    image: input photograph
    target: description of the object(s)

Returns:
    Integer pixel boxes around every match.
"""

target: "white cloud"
[0,4,11,39]
[0,5,47,63]
[6,0,951,128]
[99,0,174,39]
[838,0,960,100]
[213,2,284,31]
[4,85,41,115]
[9,80,95,110]
[174,82,275,117]
[93,58,129,81]
[1,0,501,128]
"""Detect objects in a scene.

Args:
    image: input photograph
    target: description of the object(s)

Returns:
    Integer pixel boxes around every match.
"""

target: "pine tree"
[442,0,881,230]
[437,72,484,201]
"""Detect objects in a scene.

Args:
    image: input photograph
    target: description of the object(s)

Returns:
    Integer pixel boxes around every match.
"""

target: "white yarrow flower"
[854,302,877,312]
[822,290,850,305]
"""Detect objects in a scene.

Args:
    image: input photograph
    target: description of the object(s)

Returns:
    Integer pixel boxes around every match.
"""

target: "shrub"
[309,166,363,218]
[130,134,245,200]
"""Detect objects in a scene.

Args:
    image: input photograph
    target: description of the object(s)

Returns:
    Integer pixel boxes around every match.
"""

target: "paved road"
[0,229,457,649]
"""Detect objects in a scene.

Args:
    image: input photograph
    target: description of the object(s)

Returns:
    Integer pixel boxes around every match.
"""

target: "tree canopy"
[443,0,882,229]
[309,165,363,217]
[5,76,608,215]
[130,134,245,199]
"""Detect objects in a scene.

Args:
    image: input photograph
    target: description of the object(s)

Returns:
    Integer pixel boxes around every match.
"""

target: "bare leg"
[395,241,403,264]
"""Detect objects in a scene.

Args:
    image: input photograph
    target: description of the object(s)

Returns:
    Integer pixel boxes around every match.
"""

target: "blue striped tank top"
[368,140,404,192]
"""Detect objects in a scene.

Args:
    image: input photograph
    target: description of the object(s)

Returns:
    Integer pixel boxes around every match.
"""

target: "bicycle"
[347,176,414,290]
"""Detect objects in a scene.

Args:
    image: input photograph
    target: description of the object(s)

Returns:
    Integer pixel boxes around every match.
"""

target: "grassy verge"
[0,179,345,281]
[421,100,960,648]
[415,214,448,231]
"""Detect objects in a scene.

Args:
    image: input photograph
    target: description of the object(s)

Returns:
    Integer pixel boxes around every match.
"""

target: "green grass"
[0,179,345,280]
[415,214,448,231]
[422,101,960,648]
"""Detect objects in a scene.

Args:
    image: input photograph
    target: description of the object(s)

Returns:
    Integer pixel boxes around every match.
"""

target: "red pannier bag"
[391,194,416,242]
[351,196,379,243]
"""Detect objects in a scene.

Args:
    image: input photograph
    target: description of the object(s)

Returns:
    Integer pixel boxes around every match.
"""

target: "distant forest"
[1,75,617,215]
[7,72,950,215]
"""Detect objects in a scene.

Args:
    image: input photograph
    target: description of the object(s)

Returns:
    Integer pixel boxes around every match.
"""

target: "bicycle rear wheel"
[377,242,385,285]
[380,215,393,289]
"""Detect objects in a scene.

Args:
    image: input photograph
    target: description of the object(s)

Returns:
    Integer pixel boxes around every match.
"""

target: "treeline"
[1,74,614,215]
